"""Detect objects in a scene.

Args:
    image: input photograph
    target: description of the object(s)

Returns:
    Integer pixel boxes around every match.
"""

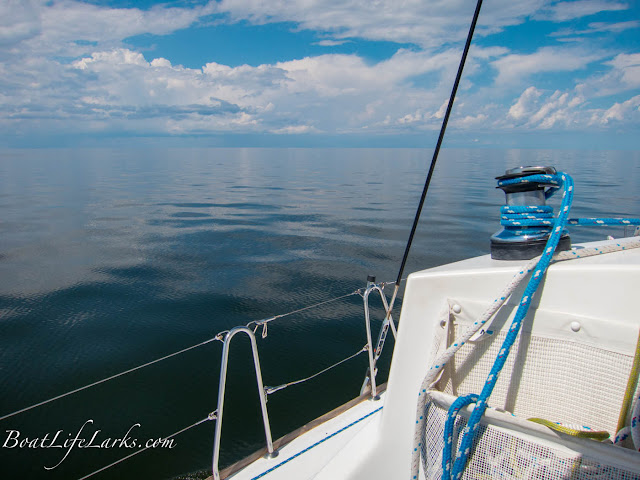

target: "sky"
[1,0,639,149]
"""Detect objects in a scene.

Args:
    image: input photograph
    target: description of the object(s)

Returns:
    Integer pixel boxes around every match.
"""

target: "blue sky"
[1,0,639,148]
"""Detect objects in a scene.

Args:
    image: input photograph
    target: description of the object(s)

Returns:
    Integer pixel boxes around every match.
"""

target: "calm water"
[0,148,638,479]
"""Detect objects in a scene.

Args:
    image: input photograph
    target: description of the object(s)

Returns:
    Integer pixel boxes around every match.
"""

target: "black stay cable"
[387,0,484,312]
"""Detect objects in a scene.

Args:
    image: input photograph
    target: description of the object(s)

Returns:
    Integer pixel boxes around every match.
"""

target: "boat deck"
[217,389,386,480]
[213,237,640,480]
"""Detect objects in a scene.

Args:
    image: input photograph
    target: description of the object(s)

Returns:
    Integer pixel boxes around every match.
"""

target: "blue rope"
[443,172,573,480]
[440,172,639,479]
[441,394,478,474]
[499,179,640,231]
[501,211,640,228]
[568,218,640,226]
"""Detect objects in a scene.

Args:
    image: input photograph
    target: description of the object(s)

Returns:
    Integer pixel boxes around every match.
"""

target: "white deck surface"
[227,392,385,480]
[224,237,640,480]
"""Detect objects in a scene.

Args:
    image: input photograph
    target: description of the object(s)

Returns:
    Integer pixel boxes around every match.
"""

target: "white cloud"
[571,52,640,99]
[492,47,604,86]
[598,95,640,124]
[0,0,216,61]
[551,20,639,37]
[606,53,640,88]
[0,0,638,144]
[397,110,424,124]
[529,91,570,126]
[43,1,215,44]
[10,38,565,138]
[542,0,628,22]
[271,125,319,134]
[455,113,488,127]
[0,0,41,47]
[433,100,449,120]
[214,0,546,48]
[74,49,148,70]
[150,58,172,68]
[10,46,456,136]
[501,83,639,132]
[508,86,543,120]
[470,46,510,60]
[314,39,351,47]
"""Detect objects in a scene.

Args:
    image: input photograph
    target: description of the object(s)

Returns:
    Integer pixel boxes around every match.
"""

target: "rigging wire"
[246,289,362,330]
[386,0,485,320]
[265,345,369,395]
[0,284,386,422]
[76,413,216,480]
[0,337,220,422]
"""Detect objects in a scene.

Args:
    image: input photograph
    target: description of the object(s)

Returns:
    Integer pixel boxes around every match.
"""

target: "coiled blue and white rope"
[497,172,639,232]
[443,172,574,480]
[409,171,640,480]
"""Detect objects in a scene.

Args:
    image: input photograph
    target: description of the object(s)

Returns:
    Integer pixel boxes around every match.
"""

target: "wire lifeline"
[3,281,394,477]
[265,345,369,395]
[0,336,221,422]
[76,413,216,480]
[246,289,363,331]
[0,286,370,422]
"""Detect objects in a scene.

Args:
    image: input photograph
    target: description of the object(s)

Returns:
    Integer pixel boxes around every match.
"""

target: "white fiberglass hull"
[222,237,640,480]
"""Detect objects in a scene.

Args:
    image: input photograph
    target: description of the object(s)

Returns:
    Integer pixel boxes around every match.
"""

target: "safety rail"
[212,326,278,480]
[360,276,398,399]
[0,278,398,480]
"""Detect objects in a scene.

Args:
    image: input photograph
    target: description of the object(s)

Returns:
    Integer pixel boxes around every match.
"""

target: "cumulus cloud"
[0,44,465,137]
[74,49,149,70]
[508,86,543,120]
[502,83,639,132]
[0,0,638,144]
[504,89,574,129]
[432,100,449,120]
[529,91,571,127]
[598,95,640,124]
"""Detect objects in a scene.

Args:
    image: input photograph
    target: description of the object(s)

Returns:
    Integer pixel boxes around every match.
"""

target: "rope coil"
[444,171,575,480]
[497,173,639,232]
[409,169,640,480]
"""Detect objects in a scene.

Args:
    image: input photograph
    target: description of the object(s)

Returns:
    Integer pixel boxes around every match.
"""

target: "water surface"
[0,148,638,479]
